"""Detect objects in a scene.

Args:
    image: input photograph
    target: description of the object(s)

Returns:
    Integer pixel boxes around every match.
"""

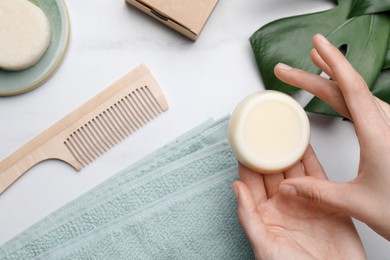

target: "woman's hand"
[232,146,365,260]
[274,33,390,240]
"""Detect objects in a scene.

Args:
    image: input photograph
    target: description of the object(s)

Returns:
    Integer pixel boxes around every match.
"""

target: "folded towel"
[0,117,254,260]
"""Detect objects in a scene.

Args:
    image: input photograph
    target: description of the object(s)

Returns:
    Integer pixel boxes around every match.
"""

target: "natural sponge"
[0,0,51,71]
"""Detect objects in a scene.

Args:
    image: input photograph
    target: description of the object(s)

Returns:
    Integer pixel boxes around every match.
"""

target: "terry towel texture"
[0,117,254,259]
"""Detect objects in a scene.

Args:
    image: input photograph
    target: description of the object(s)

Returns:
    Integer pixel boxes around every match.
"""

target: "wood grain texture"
[0,64,168,194]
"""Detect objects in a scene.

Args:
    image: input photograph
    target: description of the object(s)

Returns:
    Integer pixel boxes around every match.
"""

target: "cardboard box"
[126,0,219,41]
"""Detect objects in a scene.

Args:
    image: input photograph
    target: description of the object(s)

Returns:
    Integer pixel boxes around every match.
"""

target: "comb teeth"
[64,85,166,168]
[0,65,169,194]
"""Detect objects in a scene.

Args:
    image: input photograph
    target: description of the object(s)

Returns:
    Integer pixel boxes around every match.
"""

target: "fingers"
[263,174,284,198]
[284,145,327,180]
[274,63,351,119]
[301,145,327,179]
[283,161,304,178]
[232,181,268,251]
[241,145,327,200]
[238,163,267,205]
[239,162,284,199]
[275,33,384,135]
[279,174,374,224]
[311,34,382,137]
[375,97,390,119]
[310,48,333,79]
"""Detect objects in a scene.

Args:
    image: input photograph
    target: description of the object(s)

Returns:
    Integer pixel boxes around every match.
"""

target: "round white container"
[229,90,310,174]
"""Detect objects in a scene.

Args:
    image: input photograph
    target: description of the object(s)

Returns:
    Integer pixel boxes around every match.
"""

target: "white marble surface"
[0,0,389,258]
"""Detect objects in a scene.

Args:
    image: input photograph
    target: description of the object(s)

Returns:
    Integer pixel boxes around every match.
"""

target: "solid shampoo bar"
[229,91,310,174]
[0,0,51,71]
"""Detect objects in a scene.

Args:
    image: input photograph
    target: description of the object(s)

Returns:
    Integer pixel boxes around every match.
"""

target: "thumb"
[279,177,360,216]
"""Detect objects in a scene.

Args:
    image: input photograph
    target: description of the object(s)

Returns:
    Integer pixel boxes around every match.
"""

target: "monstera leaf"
[250,0,390,116]
[251,0,348,93]
[372,69,390,103]
[305,13,390,116]
[350,0,390,16]
[385,42,390,68]
[306,67,390,115]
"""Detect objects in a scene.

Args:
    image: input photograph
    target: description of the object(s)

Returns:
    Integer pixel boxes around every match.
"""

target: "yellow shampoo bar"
[229,91,310,174]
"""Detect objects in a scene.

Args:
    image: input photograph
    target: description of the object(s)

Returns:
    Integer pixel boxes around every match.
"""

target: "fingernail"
[279,184,297,196]
[316,33,330,45]
[232,182,240,199]
[276,63,292,70]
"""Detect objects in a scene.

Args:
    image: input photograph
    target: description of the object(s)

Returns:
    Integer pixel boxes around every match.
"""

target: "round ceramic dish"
[0,0,70,96]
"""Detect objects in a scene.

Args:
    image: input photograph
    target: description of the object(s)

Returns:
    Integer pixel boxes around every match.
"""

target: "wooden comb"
[0,65,168,194]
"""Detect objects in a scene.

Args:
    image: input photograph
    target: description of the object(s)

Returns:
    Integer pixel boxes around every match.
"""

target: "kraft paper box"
[126,0,219,41]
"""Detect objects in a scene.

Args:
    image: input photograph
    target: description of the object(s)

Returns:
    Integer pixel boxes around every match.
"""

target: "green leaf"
[371,68,390,103]
[384,41,390,69]
[305,69,390,116]
[250,0,348,93]
[304,97,340,117]
[330,15,389,87]
[350,0,390,16]
[29,0,38,5]
[250,0,390,116]
[305,14,390,116]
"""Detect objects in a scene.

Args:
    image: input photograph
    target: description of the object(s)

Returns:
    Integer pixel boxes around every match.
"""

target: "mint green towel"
[0,117,254,259]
